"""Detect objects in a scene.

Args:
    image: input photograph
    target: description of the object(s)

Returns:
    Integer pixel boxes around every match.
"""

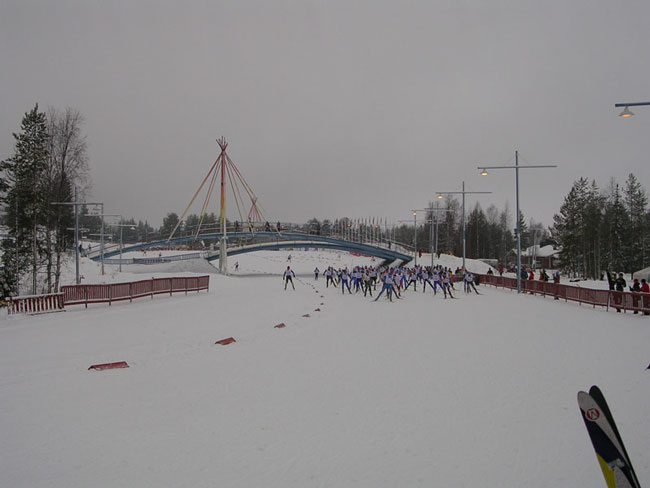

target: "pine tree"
[466,203,487,259]
[498,204,514,266]
[623,173,647,273]
[0,104,50,295]
[439,196,460,256]
[603,184,628,272]
[161,212,181,238]
[583,181,603,279]
[551,178,589,277]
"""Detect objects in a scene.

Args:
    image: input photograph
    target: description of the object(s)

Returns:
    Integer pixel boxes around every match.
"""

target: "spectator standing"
[640,279,650,315]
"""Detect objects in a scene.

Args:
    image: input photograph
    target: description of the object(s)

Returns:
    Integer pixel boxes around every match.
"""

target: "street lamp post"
[430,201,454,267]
[614,101,650,117]
[435,182,491,272]
[94,213,124,274]
[113,219,136,272]
[478,150,556,293]
[413,211,417,266]
[51,189,103,285]
[398,211,433,266]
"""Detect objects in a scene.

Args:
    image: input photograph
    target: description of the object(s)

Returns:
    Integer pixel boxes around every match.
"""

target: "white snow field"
[2,251,649,488]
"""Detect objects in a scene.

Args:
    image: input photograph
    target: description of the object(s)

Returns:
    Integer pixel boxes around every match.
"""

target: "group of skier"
[283,262,481,302]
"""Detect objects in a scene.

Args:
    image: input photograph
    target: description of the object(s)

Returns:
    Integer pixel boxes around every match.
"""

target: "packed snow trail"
[1,251,649,488]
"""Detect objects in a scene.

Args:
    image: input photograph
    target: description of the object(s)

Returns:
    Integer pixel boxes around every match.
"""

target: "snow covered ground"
[2,250,649,488]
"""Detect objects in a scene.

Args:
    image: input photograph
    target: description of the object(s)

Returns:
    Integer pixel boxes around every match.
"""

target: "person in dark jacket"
[613,273,627,312]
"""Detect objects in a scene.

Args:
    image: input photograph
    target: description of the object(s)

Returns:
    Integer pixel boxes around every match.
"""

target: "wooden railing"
[477,274,650,314]
[5,293,64,315]
[61,276,210,307]
[5,275,210,314]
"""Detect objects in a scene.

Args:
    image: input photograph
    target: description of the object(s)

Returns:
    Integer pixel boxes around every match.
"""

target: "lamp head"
[619,106,634,118]
[436,194,443,199]
[480,168,488,176]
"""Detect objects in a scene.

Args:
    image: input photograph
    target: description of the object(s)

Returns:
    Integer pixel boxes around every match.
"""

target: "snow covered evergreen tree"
[622,173,647,273]
[602,182,628,273]
[551,178,589,277]
[0,104,50,295]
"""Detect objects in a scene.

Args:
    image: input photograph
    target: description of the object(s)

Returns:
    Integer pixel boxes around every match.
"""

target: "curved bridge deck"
[95,231,412,265]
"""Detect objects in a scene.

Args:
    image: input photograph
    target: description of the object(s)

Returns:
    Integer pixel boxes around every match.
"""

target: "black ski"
[577,385,641,488]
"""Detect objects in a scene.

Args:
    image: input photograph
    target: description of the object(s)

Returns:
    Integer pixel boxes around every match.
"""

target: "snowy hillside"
[1,250,648,488]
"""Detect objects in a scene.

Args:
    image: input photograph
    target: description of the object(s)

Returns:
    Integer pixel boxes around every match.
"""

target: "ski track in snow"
[1,250,649,488]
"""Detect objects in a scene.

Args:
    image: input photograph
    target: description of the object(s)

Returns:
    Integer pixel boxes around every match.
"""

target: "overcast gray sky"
[1,0,649,229]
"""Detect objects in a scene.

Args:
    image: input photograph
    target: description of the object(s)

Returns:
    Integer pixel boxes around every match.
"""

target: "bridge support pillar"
[219,237,228,274]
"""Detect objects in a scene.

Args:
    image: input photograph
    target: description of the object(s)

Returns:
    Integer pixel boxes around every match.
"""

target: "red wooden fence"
[5,293,64,315]
[477,274,650,314]
[6,275,210,314]
[61,275,210,307]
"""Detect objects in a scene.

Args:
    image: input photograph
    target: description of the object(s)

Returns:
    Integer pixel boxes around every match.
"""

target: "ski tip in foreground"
[577,385,642,488]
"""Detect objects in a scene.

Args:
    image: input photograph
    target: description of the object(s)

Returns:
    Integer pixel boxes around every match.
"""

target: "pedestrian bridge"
[94,231,413,265]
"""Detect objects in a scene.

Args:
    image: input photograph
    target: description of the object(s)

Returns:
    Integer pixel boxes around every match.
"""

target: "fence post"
[169,278,173,296]
[151,278,154,299]
[185,277,188,295]
[84,286,88,309]
[109,283,112,306]
[129,283,133,303]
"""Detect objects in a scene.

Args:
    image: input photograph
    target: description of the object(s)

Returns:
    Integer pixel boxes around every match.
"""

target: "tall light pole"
[51,191,103,285]
[478,150,556,293]
[614,101,650,117]
[95,212,126,275]
[413,211,417,266]
[430,201,454,267]
[412,209,435,267]
[112,218,136,272]
[398,211,432,266]
[435,182,491,272]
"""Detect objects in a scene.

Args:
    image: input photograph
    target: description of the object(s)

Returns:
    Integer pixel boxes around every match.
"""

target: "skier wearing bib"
[374,271,394,302]
[284,266,296,290]
[325,267,335,287]
[441,270,454,298]
[340,268,352,294]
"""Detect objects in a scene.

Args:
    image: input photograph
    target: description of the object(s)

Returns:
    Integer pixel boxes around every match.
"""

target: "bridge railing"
[104,252,207,265]
[94,222,416,262]
[477,273,650,314]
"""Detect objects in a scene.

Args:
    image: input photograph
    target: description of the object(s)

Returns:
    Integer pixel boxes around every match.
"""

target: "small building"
[520,245,560,269]
[633,266,650,281]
